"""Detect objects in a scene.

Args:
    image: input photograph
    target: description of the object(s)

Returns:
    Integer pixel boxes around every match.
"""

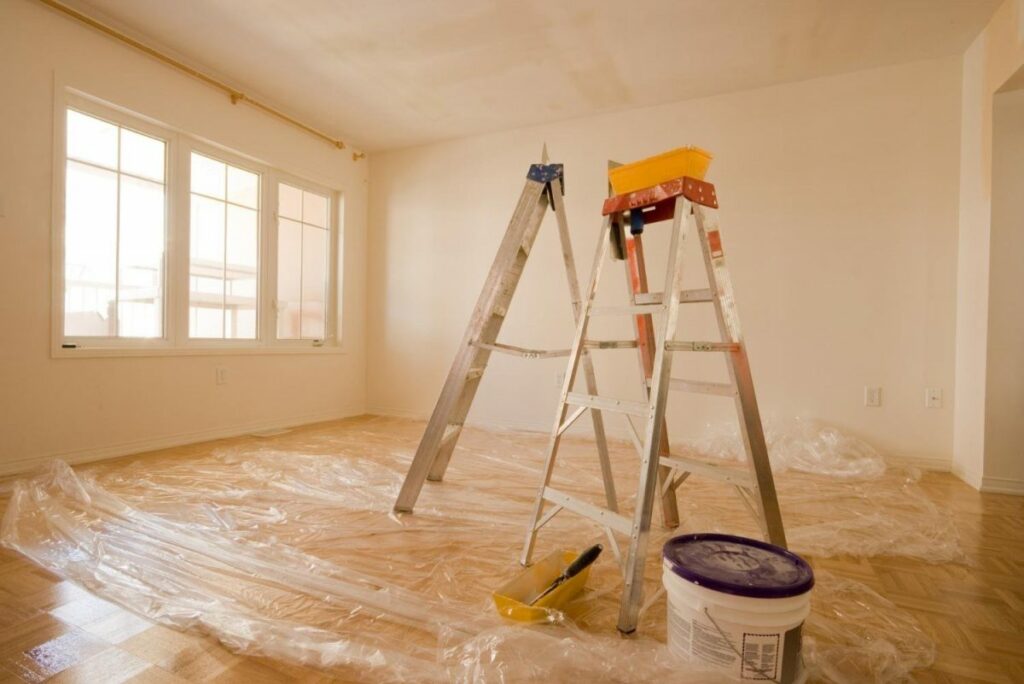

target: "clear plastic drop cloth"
[1,416,954,682]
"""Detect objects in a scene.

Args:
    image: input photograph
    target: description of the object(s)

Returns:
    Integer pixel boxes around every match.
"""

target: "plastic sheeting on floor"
[1,416,953,682]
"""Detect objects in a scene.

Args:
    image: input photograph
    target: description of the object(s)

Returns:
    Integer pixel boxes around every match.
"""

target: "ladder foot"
[426,474,444,483]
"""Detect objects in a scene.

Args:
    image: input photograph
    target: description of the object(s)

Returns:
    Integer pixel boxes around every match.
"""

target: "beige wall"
[953,0,1024,491]
[368,57,963,468]
[985,85,1024,491]
[0,0,368,474]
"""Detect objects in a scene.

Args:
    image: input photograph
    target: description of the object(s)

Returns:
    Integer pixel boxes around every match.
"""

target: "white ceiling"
[65,0,999,151]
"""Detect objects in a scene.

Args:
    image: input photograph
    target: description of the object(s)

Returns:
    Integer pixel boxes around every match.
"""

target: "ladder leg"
[394,180,550,513]
[522,218,614,565]
[693,204,786,547]
[550,180,617,511]
[624,230,679,528]
[618,197,691,634]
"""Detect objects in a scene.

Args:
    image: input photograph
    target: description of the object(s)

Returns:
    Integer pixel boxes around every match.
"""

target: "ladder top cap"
[602,176,718,215]
[527,163,564,184]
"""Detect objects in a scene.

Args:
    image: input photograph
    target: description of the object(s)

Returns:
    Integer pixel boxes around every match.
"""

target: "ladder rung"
[680,288,715,303]
[440,423,462,449]
[666,341,741,352]
[565,392,648,416]
[659,455,750,486]
[473,341,570,359]
[543,487,632,535]
[589,303,664,316]
[584,339,639,350]
[667,378,736,396]
[634,289,715,305]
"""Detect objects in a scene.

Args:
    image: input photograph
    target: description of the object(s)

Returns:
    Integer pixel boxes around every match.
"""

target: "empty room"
[1,0,1022,681]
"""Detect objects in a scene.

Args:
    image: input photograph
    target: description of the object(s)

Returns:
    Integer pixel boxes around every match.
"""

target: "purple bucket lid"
[663,533,814,599]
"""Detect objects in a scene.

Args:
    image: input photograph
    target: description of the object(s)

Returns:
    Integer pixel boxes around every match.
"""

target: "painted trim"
[0,408,364,478]
[980,475,1024,496]
[951,461,984,490]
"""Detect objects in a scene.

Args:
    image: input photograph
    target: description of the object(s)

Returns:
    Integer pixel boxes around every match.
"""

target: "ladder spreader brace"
[393,159,620,516]
[521,174,787,635]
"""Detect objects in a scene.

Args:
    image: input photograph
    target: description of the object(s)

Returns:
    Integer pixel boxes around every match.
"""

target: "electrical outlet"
[925,388,942,409]
[216,366,228,385]
[864,386,882,407]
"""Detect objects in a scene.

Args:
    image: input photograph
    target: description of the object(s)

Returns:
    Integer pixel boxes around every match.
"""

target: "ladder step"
[667,378,737,396]
[543,487,632,535]
[634,289,715,305]
[589,303,664,316]
[440,423,462,449]
[659,454,750,486]
[565,392,649,416]
[584,339,639,350]
[666,341,741,352]
[473,341,570,359]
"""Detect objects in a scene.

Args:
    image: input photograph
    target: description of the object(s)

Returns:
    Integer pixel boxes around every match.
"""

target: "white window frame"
[270,171,341,349]
[51,88,343,357]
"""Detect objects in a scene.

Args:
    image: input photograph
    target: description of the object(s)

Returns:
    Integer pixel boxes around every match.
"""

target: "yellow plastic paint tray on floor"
[608,146,713,195]
[492,549,592,622]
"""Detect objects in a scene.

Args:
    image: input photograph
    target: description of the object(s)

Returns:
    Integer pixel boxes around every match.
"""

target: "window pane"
[225,205,257,339]
[191,153,225,199]
[120,128,165,182]
[190,195,225,264]
[118,176,165,337]
[189,195,225,338]
[301,226,328,339]
[66,110,117,169]
[302,190,328,228]
[227,166,258,209]
[278,183,302,221]
[65,161,118,336]
[190,305,224,339]
[276,218,302,339]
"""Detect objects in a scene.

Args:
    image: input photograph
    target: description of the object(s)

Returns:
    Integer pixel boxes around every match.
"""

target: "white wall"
[953,0,1024,491]
[0,0,368,474]
[985,84,1024,492]
[367,57,962,467]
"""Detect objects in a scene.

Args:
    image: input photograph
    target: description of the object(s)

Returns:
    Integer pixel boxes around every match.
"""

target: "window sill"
[51,344,347,359]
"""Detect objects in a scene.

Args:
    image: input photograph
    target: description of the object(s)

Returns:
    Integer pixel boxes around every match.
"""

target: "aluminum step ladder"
[394,157,619,515]
[521,174,787,635]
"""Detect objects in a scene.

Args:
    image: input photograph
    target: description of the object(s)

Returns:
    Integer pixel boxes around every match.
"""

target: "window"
[189,153,260,340]
[63,109,167,338]
[56,95,341,354]
[276,183,329,340]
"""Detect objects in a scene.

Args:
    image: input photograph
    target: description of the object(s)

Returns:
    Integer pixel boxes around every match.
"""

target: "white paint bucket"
[662,533,814,683]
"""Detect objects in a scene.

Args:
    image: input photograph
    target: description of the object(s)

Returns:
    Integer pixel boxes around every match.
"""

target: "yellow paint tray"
[492,549,593,622]
[608,146,713,195]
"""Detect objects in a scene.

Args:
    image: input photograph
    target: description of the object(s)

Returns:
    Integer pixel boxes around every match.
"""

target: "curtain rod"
[37,0,365,161]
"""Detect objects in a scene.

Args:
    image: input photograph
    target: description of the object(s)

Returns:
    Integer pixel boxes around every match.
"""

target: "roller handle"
[529,544,603,605]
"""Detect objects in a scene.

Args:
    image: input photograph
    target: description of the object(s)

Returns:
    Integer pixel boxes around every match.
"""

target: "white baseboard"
[1,407,364,478]
[980,475,1024,496]
[885,455,952,472]
[951,461,984,490]
[366,406,551,436]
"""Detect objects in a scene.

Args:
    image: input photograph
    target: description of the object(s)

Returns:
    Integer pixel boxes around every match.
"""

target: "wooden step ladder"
[394,158,620,515]
[521,174,787,635]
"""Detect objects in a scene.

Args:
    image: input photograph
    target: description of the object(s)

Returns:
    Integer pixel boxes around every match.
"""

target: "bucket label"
[667,603,802,682]
[740,633,779,680]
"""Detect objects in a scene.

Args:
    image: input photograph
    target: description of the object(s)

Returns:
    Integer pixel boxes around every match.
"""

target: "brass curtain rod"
[37,0,366,161]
